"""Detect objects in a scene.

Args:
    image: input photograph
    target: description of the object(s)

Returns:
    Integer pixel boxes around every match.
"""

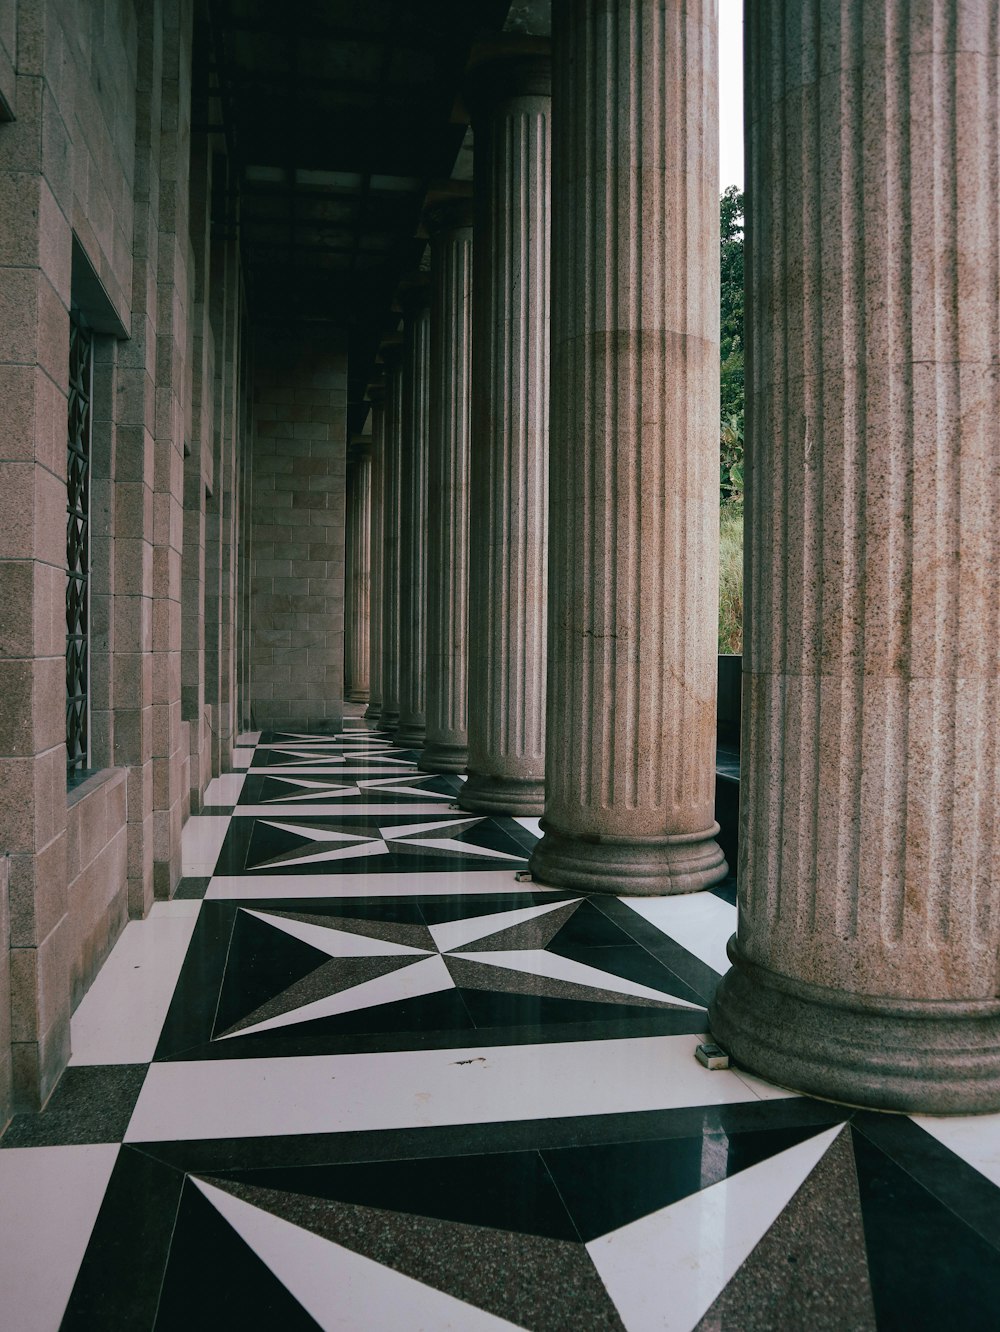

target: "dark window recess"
[66,316,93,781]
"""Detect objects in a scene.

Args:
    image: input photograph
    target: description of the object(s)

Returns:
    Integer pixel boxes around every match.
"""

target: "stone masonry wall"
[0,0,245,1111]
[249,327,347,732]
[0,0,141,1109]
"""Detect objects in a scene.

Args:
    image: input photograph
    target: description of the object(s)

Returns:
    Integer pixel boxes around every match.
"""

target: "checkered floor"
[3,720,1000,1330]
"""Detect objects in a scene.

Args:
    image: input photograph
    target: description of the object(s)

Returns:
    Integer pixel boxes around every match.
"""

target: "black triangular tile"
[544,1123,840,1242]
[853,1126,1000,1331]
[213,909,333,1037]
[61,1147,184,1331]
[208,1149,578,1241]
[153,1176,320,1331]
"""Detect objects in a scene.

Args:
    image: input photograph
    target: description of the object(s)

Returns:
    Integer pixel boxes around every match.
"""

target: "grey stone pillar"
[459,41,551,816]
[529,0,726,896]
[365,381,386,722]
[344,438,372,703]
[378,340,404,735]
[396,284,431,749]
[710,0,1000,1113]
[419,196,474,773]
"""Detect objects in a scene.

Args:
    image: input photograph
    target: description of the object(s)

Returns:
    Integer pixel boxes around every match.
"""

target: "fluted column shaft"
[710,0,1000,1113]
[460,44,551,816]
[344,444,372,702]
[530,0,725,895]
[396,295,431,748]
[365,387,386,721]
[379,349,404,733]
[420,200,474,773]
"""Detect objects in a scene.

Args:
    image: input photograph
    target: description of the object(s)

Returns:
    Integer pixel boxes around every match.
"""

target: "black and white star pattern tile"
[4,722,1000,1330]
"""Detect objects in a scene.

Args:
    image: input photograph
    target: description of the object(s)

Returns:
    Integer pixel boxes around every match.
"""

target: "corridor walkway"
[2,721,1000,1329]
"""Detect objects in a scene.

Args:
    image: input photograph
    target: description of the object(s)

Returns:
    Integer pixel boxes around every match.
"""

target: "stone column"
[529,0,726,896]
[365,382,386,722]
[396,285,431,748]
[419,195,474,773]
[709,0,1000,1113]
[378,339,404,735]
[459,41,551,816]
[344,438,372,702]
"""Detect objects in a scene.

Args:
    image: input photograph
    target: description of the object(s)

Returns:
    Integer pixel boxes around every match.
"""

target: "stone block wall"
[249,327,348,732]
[65,768,127,1009]
[0,856,10,1135]
[0,0,247,1111]
[0,0,142,1110]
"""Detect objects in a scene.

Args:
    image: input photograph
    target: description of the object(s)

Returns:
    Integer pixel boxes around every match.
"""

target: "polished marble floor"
[4,721,1000,1330]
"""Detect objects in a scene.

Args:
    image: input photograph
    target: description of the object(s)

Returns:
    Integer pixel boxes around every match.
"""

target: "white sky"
[719,0,744,190]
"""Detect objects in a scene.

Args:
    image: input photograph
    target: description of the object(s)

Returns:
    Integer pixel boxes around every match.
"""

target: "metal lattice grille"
[66,317,93,779]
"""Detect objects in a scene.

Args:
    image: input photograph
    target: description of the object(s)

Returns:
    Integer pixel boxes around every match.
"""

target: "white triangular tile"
[191,1177,523,1329]
[217,955,453,1039]
[452,949,702,1009]
[255,841,389,869]
[911,1113,1000,1189]
[586,1124,844,1331]
[395,838,524,863]
[381,817,482,839]
[261,820,373,844]
[428,899,583,953]
[242,909,430,958]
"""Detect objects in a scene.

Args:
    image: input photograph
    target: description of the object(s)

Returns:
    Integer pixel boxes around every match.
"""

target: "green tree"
[720,185,744,504]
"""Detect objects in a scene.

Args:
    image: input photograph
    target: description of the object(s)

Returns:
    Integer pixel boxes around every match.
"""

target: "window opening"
[66,314,93,783]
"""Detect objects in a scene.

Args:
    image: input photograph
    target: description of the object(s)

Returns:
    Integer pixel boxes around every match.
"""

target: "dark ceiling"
[197,0,520,404]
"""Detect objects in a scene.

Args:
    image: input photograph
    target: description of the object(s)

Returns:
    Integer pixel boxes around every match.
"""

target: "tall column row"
[378,340,404,735]
[344,439,371,703]
[364,0,1000,1116]
[397,286,431,748]
[459,43,552,817]
[420,198,474,773]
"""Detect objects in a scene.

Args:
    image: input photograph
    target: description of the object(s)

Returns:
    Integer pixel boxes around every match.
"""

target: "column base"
[345,688,370,703]
[379,708,401,733]
[529,822,727,896]
[364,701,382,722]
[418,740,469,773]
[709,941,1000,1114]
[458,771,545,816]
[396,721,426,748]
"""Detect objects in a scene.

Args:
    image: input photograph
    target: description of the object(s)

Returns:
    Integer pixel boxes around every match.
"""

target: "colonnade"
[341,0,1000,1117]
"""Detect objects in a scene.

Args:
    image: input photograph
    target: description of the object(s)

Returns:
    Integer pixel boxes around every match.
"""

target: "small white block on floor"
[0,1144,119,1332]
[181,814,232,875]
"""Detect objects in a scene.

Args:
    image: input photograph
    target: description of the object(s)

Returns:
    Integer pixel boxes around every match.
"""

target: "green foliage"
[720,185,744,504]
[718,502,744,655]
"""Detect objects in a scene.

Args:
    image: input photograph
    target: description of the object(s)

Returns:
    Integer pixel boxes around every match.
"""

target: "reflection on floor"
[4,723,1000,1330]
